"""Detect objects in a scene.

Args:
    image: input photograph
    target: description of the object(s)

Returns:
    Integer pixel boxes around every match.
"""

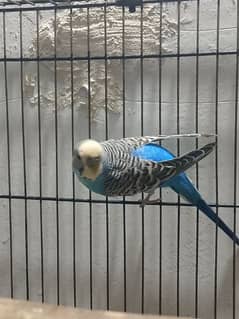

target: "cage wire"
[0,0,238,318]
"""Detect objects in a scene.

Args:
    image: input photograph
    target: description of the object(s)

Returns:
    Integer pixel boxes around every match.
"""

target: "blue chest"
[74,168,107,195]
[80,174,106,195]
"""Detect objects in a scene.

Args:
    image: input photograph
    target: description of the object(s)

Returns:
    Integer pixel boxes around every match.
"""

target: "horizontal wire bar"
[0,50,238,63]
[0,0,195,10]
[0,194,238,208]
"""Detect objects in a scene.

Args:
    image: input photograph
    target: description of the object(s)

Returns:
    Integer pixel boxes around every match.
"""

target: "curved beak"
[72,152,84,175]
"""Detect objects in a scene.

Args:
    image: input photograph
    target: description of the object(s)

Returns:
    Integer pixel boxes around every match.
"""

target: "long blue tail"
[197,198,239,245]
[169,176,239,245]
[133,142,239,245]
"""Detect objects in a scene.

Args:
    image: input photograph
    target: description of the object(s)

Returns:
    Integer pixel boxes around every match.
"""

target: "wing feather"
[102,133,214,154]
[103,142,216,196]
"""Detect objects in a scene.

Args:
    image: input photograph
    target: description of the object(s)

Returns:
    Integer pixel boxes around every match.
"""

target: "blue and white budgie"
[73,134,239,245]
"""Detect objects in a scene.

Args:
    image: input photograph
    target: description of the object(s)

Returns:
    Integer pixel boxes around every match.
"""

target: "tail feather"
[197,199,239,245]
[170,177,239,245]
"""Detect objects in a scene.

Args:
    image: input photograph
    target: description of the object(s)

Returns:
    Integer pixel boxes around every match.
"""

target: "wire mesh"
[0,0,238,318]
[194,0,200,317]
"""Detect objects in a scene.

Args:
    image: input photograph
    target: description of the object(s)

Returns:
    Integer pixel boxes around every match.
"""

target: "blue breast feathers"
[74,169,106,195]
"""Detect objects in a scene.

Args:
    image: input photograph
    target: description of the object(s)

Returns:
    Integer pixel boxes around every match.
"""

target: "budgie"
[72,134,239,245]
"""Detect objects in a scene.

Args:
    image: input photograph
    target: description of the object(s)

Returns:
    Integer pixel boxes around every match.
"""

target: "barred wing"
[155,142,216,184]
[104,142,216,196]
[102,133,213,155]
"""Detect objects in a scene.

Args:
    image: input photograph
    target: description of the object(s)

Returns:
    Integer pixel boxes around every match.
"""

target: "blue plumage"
[73,136,238,245]
[133,143,239,245]
[76,167,107,195]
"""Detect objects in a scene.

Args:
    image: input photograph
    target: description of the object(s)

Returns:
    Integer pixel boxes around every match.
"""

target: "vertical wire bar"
[19,8,29,300]
[86,5,93,310]
[140,3,144,314]
[232,1,239,318]
[2,11,14,299]
[103,1,110,310]
[194,0,200,317]
[158,1,163,314]
[53,5,60,305]
[69,6,77,308]
[36,9,44,303]
[176,1,181,316]
[122,5,127,312]
[214,1,220,317]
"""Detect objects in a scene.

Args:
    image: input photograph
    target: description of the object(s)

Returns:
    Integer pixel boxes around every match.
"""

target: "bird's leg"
[139,192,161,208]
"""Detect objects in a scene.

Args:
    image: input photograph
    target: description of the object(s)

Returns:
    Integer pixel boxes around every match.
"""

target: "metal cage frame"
[0,0,238,318]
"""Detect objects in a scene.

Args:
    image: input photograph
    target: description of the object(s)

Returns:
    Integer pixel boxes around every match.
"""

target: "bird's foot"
[139,195,161,208]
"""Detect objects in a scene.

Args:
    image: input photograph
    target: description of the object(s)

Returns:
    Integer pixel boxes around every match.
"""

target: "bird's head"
[73,139,103,180]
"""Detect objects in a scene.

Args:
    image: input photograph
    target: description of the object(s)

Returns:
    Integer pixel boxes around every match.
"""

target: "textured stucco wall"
[0,1,239,319]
